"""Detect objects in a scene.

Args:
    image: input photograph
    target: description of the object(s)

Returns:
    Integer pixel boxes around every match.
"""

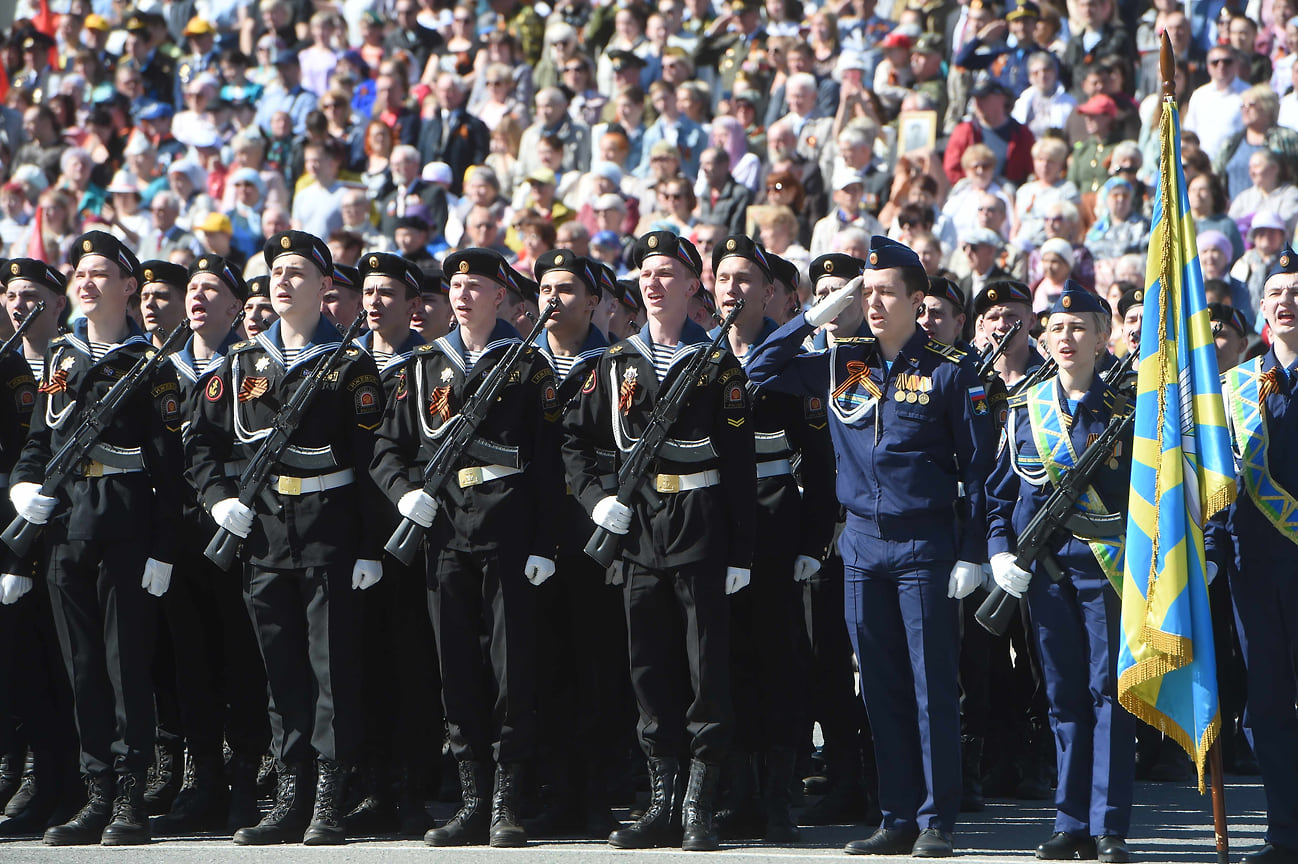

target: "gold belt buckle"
[83,460,105,478]
[276,476,303,496]
[654,474,680,493]
[458,466,484,488]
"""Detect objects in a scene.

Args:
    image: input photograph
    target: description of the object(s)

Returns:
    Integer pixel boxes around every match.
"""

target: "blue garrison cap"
[864,235,924,272]
[1267,246,1298,281]
[1049,280,1106,316]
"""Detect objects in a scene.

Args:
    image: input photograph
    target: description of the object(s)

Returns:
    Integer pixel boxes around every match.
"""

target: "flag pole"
[1160,31,1229,864]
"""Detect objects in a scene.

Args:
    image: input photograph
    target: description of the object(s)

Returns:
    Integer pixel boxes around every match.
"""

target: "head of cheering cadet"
[918,277,967,347]
[359,253,422,355]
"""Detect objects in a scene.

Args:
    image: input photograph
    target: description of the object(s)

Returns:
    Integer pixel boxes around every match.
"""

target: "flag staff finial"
[1160,31,1176,100]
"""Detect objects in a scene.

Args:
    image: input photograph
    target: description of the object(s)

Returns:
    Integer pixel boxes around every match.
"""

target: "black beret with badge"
[332,263,360,293]
[974,279,1032,317]
[809,253,865,284]
[1116,286,1145,319]
[632,230,702,277]
[264,230,333,275]
[712,234,773,281]
[926,276,965,310]
[70,230,141,281]
[534,249,602,298]
[768,253,800,293]
[444,248,517,289]
[137,259,189,291]
[1267,246,1298,281]
[360,252,423,296]
[615,278,643,313]
[511,272,539,305]
[188,254,248,301]
[247,274,270,298]
[1,257,66,293]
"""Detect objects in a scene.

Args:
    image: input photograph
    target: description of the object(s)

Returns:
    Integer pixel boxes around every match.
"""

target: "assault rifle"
[384,299,560,566]
[205,311,366,571]
[0,301,46,358]
[584,299,745,568]
[3,319,191,557]
[976,320,1021,382]
[974,352,1135,636]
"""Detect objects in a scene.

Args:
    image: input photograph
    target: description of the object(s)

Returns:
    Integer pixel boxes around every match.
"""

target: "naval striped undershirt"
[650,342,677,382]
[550,353,577,380]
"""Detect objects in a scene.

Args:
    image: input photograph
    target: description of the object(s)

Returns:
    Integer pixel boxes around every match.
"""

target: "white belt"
[756,459,793,479]
[271,468,355,496]
[457,464,521,488]
[80,461,145,478]
[652,468,720,493]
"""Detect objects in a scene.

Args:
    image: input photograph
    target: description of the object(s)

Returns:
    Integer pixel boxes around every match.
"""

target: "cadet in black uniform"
[527,249,624,838]
[346,252,437,838]
[186,231,387,847]
[709,239,836,844]
[241,275,277,339]
[369,248,563,849]
[12,232,186,847]
[0,259,74,838]
[152,256,270,836]
[562,231,756,852]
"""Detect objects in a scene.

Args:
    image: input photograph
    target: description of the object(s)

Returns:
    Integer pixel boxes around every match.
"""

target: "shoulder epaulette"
[925,341,968,364]
[833,336,877,346]
[229,340,256,353]
[608,344,624,355]
[413,343,437,354]
[50,335,68,348]
[1005,392,1028,410]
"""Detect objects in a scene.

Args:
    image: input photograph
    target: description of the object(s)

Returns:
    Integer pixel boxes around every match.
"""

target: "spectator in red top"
[944,78,1035,186]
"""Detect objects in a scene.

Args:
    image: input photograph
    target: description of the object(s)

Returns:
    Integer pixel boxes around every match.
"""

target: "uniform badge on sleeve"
[206,376,224,402]
[354,384,381,414]
[967,385,988,415]
[581,370,597,394]
[394,370,408,401]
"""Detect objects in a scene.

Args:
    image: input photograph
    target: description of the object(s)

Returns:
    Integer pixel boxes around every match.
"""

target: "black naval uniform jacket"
[562,319,757,571]
[370,318,564,559]
[171,330,242,527]
[358,330,427,400]
[186,317,386,569]
[0,349,37,476]
[13,321,185,563]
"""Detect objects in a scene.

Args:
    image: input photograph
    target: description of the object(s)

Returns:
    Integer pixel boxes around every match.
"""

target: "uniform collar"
[358,328,427,373]
[65,317,150,359]
[533,324,608,372]
[812,319,872,351]
[627,317,710,355]
[255,315,345,372]
[709,316,778,366]
[435,318,522,373]
[171,327,241,382]
[1263,346,1298,388]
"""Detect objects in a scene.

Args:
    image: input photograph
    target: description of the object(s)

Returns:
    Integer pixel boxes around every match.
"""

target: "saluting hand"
[805,277,862,329]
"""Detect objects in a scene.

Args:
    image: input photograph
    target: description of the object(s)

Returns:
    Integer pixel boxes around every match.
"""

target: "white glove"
[606,560,625,586]
[352,559,383,590]
[0,574,32,605]
[947,560,982,599]
[990,552,1032,598]
[793,555,821,582]
[725,566,751,595]
[398,488,439,527]
[805,277,861,329]
[212,498,255,538]
[1207,561,1218,585]
[141,559,173,597]
[592,496,632,535]
[524,555,556,585]
[10,482,56,525]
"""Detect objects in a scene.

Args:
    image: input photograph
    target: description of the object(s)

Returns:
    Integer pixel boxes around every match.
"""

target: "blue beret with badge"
[974,279,1032,317]
[188,254,248,301]
[632,230,702,277]
[1049,280,1107,316]
[2,257,66,293]
[534,248,603,298]
[712,234,773,281]
[863,235,925,273]
[264,230,332,276]
[360,252,423,297]
[809,253,865,284]
[71,230,141,282]
[1267,246,1298,281]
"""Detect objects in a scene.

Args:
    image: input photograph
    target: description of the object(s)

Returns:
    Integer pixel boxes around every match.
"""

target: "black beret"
[632,230,702,277]
[925,276,965,310]
[70,230,141,282]
[360,252,423,296]
[608,49,647,69]
[1208,301,1250,337]
[1117,287,1145,319]
[141,259,190,290]
[1267,246,1298,281]
[863,235,924,272]
[594,262,617,300]
[974,279,1032,317]
[246,274,270,298]
[415,259,447,294]
[444,248,517,289]
[188,254,248,301]
[1,257,66,294]
[394,214,430,232]
[712,234,773,281]
[534,249,602,298]
[769,253,800,292]
[511,273,539,305]
[809,253,865,284]
[332,263,360,292]
[264,230,332,275]
[615,278,643,313]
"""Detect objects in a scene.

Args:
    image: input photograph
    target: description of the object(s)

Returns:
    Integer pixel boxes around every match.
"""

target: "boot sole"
[100,834,152,846]
[43,834,104,846]
[682,838,720,851]
[489,835,528,848]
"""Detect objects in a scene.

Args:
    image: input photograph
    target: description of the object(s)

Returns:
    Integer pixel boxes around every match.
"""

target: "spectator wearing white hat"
[1033,236,1075,312]
[809,167,883,258]
[101,169,152,248]
[1231,211,1290,310]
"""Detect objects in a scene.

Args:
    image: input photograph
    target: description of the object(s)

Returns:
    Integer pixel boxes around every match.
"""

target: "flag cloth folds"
[1116,98,1236,792]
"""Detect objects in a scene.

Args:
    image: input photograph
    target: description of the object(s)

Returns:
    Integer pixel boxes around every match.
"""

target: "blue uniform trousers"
[842,528,960,833]
[1026,565,1133,837]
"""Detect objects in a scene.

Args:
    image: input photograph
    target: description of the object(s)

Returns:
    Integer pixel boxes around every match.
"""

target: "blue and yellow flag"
[1116,99,1237,792]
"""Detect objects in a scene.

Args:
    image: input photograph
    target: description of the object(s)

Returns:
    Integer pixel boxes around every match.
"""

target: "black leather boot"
[143,739,183,816]
[343,757,398,836]
[5,751,35,817]
[232,761,313,845]
[763,747,801,843]
[0,748,24,812]
[101,772,151,845]
[608,756,680,849]
[303,758,347,845]
[424,760,491,846]
[488,762,527,847]
[153,751,229,835]
[681,758,723,852]
[0,749,62,836]
[42,774,114,845]
[960,736,985,812]
[226,752,261,833]
[714,752,762,841]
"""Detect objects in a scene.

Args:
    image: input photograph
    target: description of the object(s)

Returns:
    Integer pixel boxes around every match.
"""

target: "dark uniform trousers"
[0,563,77,761]
[729,540,800,752]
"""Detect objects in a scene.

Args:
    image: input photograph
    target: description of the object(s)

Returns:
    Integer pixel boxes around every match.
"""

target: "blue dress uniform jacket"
[1213,349,1298,850]
[984,371,1135,838]
[744,313,994,835]
[186,317,386,568]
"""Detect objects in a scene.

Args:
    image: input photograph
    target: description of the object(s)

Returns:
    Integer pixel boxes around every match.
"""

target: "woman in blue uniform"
[985,282,1135,864]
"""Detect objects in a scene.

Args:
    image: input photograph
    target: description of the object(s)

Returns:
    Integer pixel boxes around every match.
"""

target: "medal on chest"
[619,365,638,415]
[428,367,454,421]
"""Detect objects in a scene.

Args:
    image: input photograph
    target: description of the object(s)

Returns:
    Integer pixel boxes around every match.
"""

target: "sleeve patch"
[14,383,35,412]
[161,394,181,422]
[206,376,224,402]
[724,382,745,409]
[542,382,559,410]
[395,370,408,401]
[968,385,989,415]
[354,384,382,414]
[581,370,597,394]
[805,395,826,419]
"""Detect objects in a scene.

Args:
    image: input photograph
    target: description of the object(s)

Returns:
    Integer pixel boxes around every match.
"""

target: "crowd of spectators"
[0,0,1296,339]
